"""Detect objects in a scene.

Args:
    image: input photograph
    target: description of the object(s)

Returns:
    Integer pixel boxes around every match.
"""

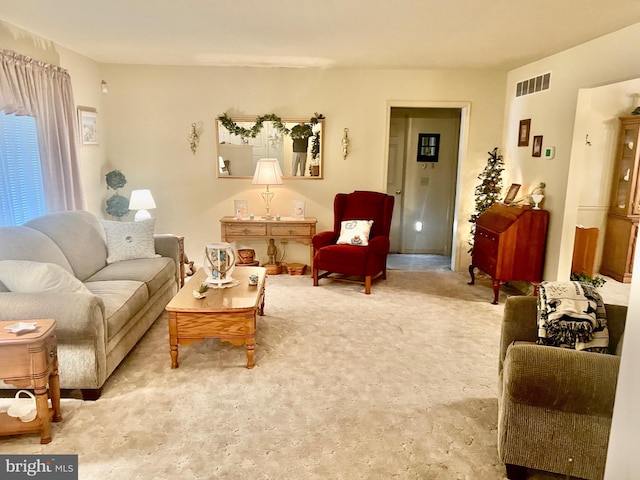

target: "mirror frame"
[215,116,324,179]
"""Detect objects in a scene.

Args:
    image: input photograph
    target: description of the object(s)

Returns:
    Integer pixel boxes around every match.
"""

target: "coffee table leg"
[170,342,179,368]
[246,337,255,369]
[168,313,179,368]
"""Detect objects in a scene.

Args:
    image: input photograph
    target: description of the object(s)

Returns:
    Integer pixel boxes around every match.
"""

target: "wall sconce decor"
[101,80,108,94]
[188,123,199,154]
[342,128,349,160]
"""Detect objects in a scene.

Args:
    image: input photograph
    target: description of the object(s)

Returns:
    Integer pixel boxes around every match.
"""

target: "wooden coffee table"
[0,319,62,444]
[166,267,266,369]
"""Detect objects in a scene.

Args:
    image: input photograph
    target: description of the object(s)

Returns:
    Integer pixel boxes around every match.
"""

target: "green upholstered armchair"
[498,296,627,480]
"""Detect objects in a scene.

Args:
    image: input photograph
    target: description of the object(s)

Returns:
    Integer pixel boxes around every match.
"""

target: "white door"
[387,116,406,252]
[387,108,460,254]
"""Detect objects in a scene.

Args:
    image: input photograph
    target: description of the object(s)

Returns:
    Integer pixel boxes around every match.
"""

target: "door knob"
[395,189,402,195]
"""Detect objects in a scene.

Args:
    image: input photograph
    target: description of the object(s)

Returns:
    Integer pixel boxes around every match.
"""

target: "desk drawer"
[270,224,313,237]
[476,227,499,243]
[224,223,267,237]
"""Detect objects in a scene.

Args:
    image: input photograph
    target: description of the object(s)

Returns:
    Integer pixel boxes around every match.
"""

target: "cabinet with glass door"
[601,116,640,283]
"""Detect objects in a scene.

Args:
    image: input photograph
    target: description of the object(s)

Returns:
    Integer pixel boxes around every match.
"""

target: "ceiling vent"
[516,72,551,97]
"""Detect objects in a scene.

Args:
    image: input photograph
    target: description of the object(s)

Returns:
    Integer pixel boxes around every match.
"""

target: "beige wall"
[503,22,640,281]
[98,64,506,266]
[1,18,507,268]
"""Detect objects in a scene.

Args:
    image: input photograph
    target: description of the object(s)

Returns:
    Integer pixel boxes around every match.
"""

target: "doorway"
[386,107,461,255]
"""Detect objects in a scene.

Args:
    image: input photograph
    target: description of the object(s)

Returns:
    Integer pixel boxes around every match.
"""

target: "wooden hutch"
[469,203,549,304]
[600,116,640,283]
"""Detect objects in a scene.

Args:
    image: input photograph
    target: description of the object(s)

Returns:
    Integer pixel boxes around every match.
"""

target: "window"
[0,112,46,226]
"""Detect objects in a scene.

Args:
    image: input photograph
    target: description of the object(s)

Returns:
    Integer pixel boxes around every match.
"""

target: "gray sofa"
[498,296,627,480]
[0,211,180,400]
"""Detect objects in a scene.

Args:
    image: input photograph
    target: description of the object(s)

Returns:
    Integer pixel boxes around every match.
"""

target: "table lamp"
[129,189,156,221]
[251,159,283,220]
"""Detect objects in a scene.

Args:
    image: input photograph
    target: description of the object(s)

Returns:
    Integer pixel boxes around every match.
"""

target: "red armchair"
[312,191,394,294]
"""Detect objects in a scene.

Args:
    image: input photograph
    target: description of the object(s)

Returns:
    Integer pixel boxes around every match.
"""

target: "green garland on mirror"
[219,112,324,140]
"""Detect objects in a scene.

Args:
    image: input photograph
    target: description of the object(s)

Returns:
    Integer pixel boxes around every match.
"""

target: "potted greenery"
[570,271,607,288]
[105,170,130,219]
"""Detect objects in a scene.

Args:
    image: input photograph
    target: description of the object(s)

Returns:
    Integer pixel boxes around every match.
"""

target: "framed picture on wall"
[532,135,543,157]
[234,199,249,219]
[292,200,306,219]
[518,119,531,147]
[416,133,440,162]
[78,107,98,146]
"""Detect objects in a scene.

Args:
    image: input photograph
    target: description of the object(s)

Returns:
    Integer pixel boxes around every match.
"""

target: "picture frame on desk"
[504,183,521,204]
[234,200,249,219]
[292,200,305,219]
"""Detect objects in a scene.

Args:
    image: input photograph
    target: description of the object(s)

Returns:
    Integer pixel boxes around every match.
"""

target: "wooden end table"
[166,267,266,369]
[0,319,62,444]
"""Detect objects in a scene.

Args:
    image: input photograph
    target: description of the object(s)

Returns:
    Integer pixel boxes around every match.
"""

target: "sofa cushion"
[0,260,91,294]
[84,280,149,341]
[25,211,108,281]
[102,219,158,264]
[84,257,174,296]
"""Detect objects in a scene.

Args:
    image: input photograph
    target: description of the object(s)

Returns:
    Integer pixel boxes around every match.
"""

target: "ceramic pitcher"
[203,242,236,284]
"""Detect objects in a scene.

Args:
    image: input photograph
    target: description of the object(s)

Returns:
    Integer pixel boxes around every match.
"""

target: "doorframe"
[383,100,471,271]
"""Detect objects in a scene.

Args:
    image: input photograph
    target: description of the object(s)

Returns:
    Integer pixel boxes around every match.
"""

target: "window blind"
[0,112,47,226]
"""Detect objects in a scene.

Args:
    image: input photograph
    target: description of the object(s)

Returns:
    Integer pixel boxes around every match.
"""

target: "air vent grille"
[516,73,551,97]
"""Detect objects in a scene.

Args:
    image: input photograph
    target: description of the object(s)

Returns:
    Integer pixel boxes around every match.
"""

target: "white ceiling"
[2,0,640,70]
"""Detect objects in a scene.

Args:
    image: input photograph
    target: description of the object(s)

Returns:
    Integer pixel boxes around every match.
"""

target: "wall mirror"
[215,116,324,179]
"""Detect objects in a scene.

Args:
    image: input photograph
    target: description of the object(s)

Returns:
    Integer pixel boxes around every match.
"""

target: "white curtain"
[0,49,85,212]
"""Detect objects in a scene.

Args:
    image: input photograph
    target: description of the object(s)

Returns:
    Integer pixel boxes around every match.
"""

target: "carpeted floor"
[1,262,617,479]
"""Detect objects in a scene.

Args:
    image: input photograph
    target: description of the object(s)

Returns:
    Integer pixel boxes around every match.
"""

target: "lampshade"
[129,189,156,221]
[251,159,283,186]
[251,159,283,220]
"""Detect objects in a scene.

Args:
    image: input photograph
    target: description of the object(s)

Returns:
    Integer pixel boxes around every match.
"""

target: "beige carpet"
[1,270,574,479]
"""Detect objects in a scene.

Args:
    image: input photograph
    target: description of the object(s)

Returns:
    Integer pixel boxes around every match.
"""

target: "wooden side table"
[220,216,317,266]
[0,319,62,444]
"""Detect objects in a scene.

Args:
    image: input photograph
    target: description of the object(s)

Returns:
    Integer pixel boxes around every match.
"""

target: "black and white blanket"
[536,281,609,353]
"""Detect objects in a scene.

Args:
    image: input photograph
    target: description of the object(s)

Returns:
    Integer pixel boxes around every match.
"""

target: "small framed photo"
[532,135,543,157]
[518,119,531,147]
[78,107,98,146]
[292,200,306,219]
[234,199,249,219]
[504,183,521,204]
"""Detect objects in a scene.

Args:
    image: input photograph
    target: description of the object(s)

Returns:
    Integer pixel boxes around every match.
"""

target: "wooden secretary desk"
[469,203,549,304]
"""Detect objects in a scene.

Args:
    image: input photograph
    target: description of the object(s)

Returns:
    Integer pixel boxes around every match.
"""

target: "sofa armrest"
[154,234,181,287]
[502,342,620,416]
[0,292,106,341]
[499,296,539,375]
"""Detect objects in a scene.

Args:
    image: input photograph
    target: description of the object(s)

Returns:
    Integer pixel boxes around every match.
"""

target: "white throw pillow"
[102,219,157,264]
[0,260,91,294]
[336,220,374,246]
